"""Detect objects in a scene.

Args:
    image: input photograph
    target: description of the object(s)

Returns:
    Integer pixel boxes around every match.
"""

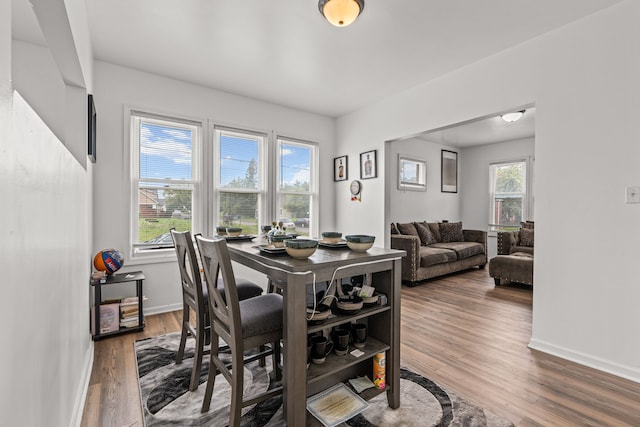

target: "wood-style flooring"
[80,268,640,426]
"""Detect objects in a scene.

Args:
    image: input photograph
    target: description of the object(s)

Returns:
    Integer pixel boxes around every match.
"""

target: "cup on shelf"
[352,323,367,349]
[310,335,334,364]
[334,328,351,356]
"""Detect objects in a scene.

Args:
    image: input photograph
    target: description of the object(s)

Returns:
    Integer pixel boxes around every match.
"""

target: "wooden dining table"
[226,238,405,425]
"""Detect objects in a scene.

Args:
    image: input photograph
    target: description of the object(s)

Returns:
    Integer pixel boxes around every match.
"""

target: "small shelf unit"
[91,270,145,340]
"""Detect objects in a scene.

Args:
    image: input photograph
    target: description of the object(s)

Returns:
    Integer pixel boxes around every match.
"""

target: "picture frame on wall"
[441,149,457,193]
[334,155,348,181]
[88,94,97,163]
[398,154,427,191]
[360,150,377,179]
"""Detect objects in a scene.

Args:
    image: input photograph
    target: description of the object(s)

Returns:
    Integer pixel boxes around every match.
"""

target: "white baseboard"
[70,341,94,427]
[528,338,640,384]
[144,302,182,316]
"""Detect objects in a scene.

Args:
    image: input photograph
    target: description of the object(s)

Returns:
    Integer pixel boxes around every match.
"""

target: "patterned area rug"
[135,333,513,426]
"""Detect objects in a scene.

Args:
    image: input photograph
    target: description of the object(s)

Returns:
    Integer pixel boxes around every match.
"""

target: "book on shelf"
[120,296,148,305]
[120,305,139,317]
[119,317,140,328]
[91,303,120,335]
[90,270,107,285]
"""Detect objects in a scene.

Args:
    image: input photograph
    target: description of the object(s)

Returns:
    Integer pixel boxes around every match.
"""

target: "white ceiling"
[12,0,620,143]
[415,107,536,148]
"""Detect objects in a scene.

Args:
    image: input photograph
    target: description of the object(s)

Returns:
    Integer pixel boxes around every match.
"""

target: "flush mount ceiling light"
[318,0,365,27]
[501,110,526,123]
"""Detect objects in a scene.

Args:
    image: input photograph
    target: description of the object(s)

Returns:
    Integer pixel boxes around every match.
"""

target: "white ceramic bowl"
[285,239,318,259]
[336,296,363,314]
[306,303,331,323]
[345,235,375,252]
[321,232,342,244]
[226,227,242,237]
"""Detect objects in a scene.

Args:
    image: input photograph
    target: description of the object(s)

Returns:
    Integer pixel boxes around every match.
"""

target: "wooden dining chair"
[195,235,283,424]
[171,229,264,392]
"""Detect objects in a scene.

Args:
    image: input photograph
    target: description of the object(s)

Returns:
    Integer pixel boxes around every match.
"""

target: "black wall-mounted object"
[88,94,96,163]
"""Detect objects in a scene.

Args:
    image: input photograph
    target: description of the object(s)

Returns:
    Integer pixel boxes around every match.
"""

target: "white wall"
[11,40,67,142]
[1,92,91,426]
[337,1,640,382]
[461,138,535,258]
[6,3,94,426]
[93,61,336,312]
[388,137,461,227]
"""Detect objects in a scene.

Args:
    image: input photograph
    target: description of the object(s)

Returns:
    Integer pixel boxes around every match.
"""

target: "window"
[276,137,318,237]
[214,127,266,236]
[129,111,319,258]
[130,112,201,254]
[489,159,529,230]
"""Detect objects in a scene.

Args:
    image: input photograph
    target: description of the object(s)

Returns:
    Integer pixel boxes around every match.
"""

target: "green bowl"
[345,235,375,243]
[285,239,318,259]
[321,232,342,244]
[285,238,318,249]
[269,234,295,247]
[345,235,375,252]
[226,227,243,237]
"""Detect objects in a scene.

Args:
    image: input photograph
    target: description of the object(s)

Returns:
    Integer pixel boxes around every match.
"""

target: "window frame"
[129,110,203,260]
[488,157,533,231]
[275,135,319,238]
[211,126,268,237]
[128,110,320,261]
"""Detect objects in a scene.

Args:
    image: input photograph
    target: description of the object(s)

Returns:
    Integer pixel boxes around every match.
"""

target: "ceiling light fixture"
[318,0,365,27]
[501,110,525,123]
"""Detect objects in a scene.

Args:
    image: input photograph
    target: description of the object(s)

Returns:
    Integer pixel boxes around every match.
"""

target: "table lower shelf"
[304,381,390,426]
[306,336,389,384]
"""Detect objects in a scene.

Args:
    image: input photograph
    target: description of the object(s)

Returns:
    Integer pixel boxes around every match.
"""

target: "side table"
[91,271,145,340]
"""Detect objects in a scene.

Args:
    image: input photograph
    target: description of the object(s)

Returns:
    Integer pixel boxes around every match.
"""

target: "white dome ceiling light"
[318,0,365,27]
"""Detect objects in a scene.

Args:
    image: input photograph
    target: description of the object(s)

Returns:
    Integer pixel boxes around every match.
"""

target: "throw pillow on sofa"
[519,228,534,246]
[439,222,464,243]
[414,221,437,245]
[397,222,419,237]
[390,223,400,235]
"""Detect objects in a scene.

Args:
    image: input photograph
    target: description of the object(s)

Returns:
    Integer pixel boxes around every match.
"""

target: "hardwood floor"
[80,269,640,426]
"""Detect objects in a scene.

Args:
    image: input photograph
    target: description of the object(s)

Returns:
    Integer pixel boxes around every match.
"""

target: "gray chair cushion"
[239,293,283,338]
[431,242,485,260]
[235,277,264,300]
[419,246,457,267]
[214,277,263,303]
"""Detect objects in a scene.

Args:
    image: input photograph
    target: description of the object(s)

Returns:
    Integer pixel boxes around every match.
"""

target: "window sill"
[128,248,176,266]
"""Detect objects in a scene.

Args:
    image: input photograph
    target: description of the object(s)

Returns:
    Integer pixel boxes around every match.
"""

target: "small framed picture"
[441,149,458,193]
[334,155,348,181]
[88,94,96,163]
[360,150,377,179]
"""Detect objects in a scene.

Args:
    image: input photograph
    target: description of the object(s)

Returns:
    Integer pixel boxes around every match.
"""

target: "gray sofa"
[496,224,534,256]
[390,221,487,286]
[489,222,534,285]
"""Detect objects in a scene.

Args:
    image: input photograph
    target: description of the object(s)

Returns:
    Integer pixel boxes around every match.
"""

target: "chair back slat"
[171,230,207,311]
[196,236,242,341]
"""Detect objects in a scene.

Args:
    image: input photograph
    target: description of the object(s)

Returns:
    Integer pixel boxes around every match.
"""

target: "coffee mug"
[334,328,350,356]
[311,336,333,364]
[352,323,367,349]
